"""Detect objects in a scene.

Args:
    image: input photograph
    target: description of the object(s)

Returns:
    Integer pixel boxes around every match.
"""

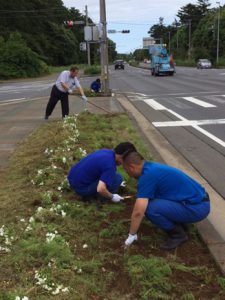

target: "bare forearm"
[129,212,144,235]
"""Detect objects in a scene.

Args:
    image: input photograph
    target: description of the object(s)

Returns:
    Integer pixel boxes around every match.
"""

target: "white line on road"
[181,96,216,108]
[143,96,225,148]
[143,99,167,110]
[153,118,225,127]
[0,97,45,106]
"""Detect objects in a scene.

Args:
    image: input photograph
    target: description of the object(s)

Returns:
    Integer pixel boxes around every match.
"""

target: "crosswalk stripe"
[181,97,216,108]
[153,118,225,127]
[143,99,167,110]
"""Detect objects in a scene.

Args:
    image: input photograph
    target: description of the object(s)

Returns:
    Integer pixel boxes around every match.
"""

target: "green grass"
[0,112,224,299]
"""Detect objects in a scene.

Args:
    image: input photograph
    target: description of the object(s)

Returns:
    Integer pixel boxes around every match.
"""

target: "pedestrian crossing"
[127,92,225,109]
[126,92,225,149]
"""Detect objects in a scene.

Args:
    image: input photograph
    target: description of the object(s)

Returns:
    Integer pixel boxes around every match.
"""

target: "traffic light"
[63,20,74,28]
[121,30,130,33]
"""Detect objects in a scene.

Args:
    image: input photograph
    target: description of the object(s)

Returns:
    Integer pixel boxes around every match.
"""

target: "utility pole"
[216,2,220,64]
[168,31,171,53]
[100,0,110,95]
[85,5,91,66]
[188,19,191,59]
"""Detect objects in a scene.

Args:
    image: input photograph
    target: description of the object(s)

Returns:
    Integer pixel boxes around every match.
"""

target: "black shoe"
[44,115,49,120]
[160,225,188,250]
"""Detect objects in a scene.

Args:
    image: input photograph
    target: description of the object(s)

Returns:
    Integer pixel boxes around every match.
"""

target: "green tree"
[0,32,48,79]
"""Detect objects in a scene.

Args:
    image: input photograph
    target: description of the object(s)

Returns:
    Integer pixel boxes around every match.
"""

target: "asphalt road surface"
[1,66,225,200]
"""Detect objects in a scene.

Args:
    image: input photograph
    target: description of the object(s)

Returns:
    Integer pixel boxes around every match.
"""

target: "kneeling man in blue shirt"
[68,142,136,203]
[122,151,210,250]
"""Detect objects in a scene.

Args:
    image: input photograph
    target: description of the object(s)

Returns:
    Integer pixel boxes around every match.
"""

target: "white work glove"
[68,89,73,94]
[82,95,88,102]
[111,194,124,203]
[125,233,138,247]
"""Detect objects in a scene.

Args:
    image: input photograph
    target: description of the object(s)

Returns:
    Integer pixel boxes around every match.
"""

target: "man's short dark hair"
[70,66,79,72]
[114,142,136,155]
[123,151,144,165]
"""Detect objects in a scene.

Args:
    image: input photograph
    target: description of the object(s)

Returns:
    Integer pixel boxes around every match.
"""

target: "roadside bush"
[0,32,49,79]
[84,65,101,75]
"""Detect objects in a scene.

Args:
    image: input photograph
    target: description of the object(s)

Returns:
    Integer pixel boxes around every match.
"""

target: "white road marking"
[181,97,216,108]
[153,119,225,127]
[143,95,225,148]
[0,97,44,106]
[143,99,167,110]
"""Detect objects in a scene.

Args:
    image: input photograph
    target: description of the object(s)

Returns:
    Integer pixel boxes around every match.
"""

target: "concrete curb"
[116,94,225,276]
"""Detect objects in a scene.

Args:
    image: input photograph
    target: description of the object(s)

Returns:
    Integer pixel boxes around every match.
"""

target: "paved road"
[110,65,225,199]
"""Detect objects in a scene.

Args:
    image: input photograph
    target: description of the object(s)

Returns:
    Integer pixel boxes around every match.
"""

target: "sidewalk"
[0,93,225,275]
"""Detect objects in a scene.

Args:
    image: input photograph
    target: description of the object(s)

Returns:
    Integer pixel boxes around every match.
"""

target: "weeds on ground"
[0,112,224,299]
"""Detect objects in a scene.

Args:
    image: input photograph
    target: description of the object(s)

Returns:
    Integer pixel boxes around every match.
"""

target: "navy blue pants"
[145,198,210,231]
[71,173,123,197]
[45,85,69,118]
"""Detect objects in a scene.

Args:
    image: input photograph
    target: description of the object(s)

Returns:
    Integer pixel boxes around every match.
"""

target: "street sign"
[79,42,87,51]
[74,21,85,25]
[107,30,116,34]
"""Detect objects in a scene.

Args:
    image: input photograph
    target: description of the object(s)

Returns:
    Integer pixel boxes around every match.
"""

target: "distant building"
[142,37,155,49]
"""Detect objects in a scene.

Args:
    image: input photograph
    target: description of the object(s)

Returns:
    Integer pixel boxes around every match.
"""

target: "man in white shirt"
[45,66,87,119]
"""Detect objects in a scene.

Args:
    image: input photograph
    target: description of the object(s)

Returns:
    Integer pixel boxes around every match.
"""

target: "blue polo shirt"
[137,161,205,204]
[68,149,117,190]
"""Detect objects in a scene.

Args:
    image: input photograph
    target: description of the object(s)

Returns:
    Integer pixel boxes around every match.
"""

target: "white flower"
[37,207,43,213]
[29,217,35,223]
[25,225,32,232]
[52,165,57,169]
[62,157,67,163]
[22,297,29,300]
[20,218,25,222]
[57,186,62,191]
[83,244,88,249]
[0,225,5,236]
[61,210,66,218]
[37,169,43,175]
[15,297,20,300]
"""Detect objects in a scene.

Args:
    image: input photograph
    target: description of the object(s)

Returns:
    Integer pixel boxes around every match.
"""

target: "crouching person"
[67,142,136,203]
[122,151,210,250]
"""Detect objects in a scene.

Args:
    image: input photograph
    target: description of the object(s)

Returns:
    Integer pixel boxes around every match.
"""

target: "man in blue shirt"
[122,151,210,250]
[90,78,101,93]
[68,142,136,203]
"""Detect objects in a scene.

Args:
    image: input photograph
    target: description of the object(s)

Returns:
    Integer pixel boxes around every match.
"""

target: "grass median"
[0,112,225,300]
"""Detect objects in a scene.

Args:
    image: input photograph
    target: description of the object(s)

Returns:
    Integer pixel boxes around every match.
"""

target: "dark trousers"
[45,85,69,118]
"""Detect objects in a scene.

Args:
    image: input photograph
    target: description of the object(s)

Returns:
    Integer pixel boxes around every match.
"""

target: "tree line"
[148,0,224,64]
[0,0,117,79]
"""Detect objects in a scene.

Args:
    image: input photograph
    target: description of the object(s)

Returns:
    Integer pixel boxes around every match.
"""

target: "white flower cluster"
[44,148,54,156]
[34,270,69,295]
[49,204,67,218]
[46,231,59,243]
[79,147,87,157]
[25,216,35,232]
[0,225,13,253]
[15,296,29,300]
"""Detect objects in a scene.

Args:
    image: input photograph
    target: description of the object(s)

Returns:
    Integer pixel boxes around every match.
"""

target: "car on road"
[114,60,125,70]
[197,59,212,69]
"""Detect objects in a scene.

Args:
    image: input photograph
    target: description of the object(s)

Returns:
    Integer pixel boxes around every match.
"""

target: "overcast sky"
[63,0,217,53]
